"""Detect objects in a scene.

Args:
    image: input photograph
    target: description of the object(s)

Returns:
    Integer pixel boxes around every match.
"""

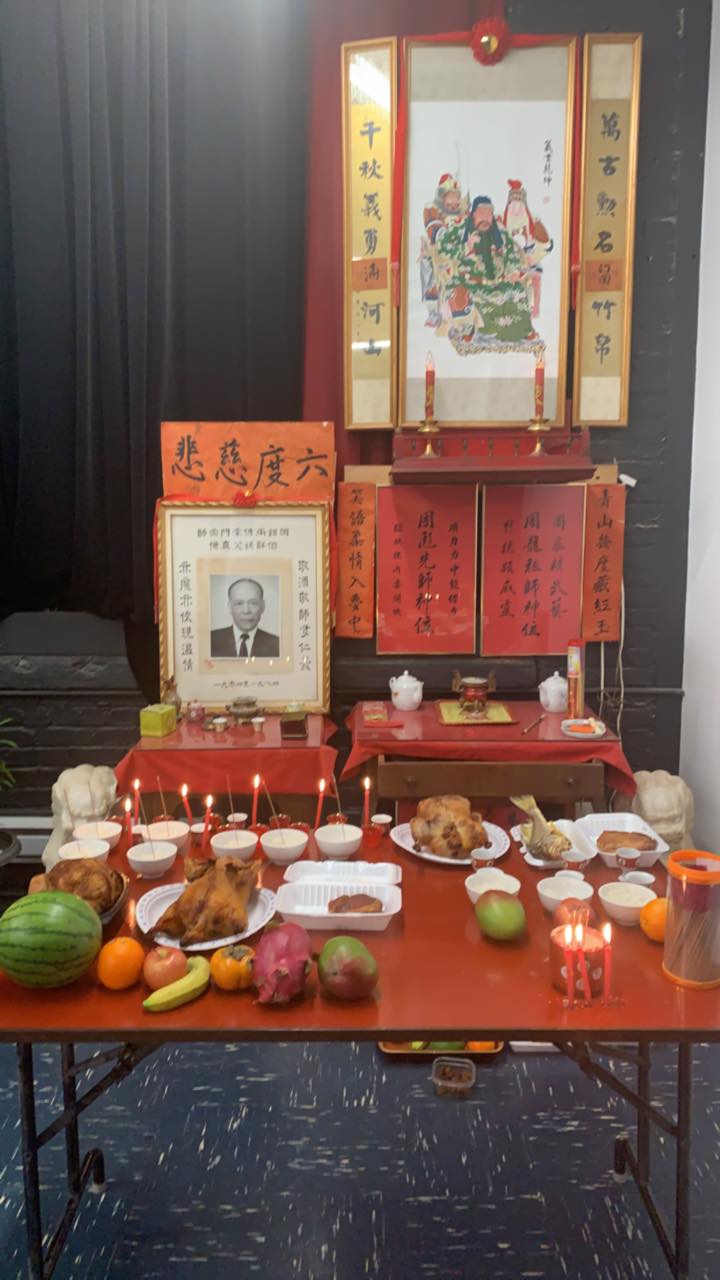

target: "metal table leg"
[15,1039,159,1280]
[555,1039,693,1280]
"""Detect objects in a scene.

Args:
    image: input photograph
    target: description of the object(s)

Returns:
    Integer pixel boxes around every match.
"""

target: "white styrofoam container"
[283,860,402,885]
[275,880,402,931]
[574,812,668,869]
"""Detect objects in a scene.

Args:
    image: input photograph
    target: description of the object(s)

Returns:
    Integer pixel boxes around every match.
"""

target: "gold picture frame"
[398,37,577,428]
[157,501,331,713]
[572,33,642,427]
[342,37,397,431]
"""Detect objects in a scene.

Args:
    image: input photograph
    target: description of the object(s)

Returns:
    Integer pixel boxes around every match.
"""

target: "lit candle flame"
[602,922,612,945]
[564,924,573,947]
[180,783,188,798]
[123,797,132,814]
[319,779,326,793]
[253,773,261,789]
[133,778,141,792]
[205,794,213,809]
[574,922,584,947]
[363,776,371,792]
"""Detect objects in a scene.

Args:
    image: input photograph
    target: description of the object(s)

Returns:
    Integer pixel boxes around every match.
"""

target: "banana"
[142,955,210,1013]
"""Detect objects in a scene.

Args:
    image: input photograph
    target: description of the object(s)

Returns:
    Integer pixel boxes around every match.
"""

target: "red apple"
[552,898,597,930]
[143,946,188,990]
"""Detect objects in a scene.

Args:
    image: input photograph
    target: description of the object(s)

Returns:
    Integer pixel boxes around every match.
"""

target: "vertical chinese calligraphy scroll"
[481,485,585,656]
[581,483,626,641]
[336,482,376,638]
[342,39,397,430]
[573,35,642,426]
[376,485,477,654]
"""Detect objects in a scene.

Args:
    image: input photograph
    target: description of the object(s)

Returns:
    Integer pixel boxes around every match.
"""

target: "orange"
[97,937,146,990]
[640,897,668,943]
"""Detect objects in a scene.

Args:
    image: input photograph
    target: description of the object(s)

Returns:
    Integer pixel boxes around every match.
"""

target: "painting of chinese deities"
[400,39,576,427]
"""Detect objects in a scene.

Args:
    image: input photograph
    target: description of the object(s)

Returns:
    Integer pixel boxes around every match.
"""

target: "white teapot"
[389,670,423,711]
[538,670,568,713]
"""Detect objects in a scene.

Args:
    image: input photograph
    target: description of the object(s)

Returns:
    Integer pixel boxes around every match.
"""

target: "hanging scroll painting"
[342,39,397,430]
[399,37,577,428]
[573,35,642,427]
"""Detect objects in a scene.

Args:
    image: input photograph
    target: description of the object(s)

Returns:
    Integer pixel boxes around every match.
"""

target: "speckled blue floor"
[0,1041,718,1279]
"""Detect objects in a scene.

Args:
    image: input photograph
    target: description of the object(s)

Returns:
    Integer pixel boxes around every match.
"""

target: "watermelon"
[0,892,102,988]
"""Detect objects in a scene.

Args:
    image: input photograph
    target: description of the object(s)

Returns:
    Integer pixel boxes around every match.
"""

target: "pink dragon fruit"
[252,922,313,1005]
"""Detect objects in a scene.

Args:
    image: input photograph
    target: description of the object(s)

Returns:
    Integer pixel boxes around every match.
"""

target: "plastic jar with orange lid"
[663,851,720,988]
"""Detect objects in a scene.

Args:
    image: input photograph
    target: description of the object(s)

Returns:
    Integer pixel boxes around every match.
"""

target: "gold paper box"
[140,704,176,738]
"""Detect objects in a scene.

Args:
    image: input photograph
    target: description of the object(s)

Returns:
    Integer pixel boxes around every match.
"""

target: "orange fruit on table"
[640,897,668,943]
[97,937,146,990]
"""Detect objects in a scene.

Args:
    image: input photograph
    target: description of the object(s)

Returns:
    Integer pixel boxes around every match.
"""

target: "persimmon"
[210,944,255,991]
[97,937,145,990]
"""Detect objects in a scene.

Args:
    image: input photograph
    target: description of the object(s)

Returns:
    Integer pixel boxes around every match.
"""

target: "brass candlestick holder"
[528,417,550,458]
[418,417,440,458]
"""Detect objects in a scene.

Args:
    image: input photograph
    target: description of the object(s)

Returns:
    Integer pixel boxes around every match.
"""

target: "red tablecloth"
[342,701,636,795]
[115,715,338,796]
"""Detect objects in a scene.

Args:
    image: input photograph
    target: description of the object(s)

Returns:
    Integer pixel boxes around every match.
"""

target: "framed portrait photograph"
[157,501,331,712]
[399,37,577,428]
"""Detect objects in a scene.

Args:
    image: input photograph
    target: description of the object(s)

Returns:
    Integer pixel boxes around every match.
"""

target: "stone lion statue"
[42,764,118,870]
[613,769,694,854]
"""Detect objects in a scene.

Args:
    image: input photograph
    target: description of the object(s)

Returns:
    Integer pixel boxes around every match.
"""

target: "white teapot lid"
[393,669,419,686]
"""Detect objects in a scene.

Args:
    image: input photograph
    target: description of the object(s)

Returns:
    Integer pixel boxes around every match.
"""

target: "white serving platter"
[510,819,596,870]
[390,821,510,867]
[561,718,606,739]
[136,883,276,951]
[275,880,401,931]
[574,813,668,869]
[283,860,402,884]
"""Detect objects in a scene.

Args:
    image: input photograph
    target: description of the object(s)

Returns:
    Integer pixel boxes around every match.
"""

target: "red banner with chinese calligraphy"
[581,483,626,641]
[376,485,477,655]
[161,422,336,503]
[482,485,585,656]
[336,482,376,638]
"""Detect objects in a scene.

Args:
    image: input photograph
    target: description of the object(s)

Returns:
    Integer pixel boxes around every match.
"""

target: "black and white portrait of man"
[210,575,280,658]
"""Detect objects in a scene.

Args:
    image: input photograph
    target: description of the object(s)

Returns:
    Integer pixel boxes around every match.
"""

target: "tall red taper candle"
[362,776,371,827]
[180,783,193,823]
[534,354,545,418]
[575,923,592,1003]
[123,797,133,842]
[563,924,574,1009]
[202,795,213,848]
[132,778,141,825]
[602,922,613,1004]
[424,351,436,420]
[251,774,261,827]
[314,779,326,829]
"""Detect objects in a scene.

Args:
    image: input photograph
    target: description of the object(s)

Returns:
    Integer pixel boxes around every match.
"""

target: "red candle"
[123,797,133,842]
[602,922,613,1004]
[132,778,141,825]
[362,776,371,827]
[534,355,545,419]
[202,794,213,848]
[563,924,574,1009]
[574,923,593,1003]
[251,774,261,827]
[424,351,436,420]
[180,783,193,823]
[314,779,326,829]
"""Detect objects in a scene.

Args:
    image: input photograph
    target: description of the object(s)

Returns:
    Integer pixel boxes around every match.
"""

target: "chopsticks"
[523,714,546,736]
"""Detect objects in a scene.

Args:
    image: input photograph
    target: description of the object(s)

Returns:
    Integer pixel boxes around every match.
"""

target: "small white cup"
[251,716,265,733]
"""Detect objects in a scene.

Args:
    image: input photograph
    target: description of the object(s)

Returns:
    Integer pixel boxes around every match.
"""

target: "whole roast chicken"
[410,795,489,860]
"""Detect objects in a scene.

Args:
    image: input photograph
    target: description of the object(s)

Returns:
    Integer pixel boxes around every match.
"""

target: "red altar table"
[343,701,635,805]
[115,715,338,796]
[1,830,707,1280]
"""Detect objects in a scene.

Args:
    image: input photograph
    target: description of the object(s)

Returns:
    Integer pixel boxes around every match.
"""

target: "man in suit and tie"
[210,577,280,658]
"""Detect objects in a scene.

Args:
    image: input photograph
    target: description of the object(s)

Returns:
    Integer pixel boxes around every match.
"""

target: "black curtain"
[0,0,309,626]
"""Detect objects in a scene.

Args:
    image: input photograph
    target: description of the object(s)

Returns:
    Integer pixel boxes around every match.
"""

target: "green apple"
[474,890,526,941]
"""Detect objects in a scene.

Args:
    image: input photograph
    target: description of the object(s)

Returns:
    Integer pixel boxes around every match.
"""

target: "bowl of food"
[314,823,363,860]
[57,838,110,864]
[146,820,190,853]
[127,840,177,879]
[598,881,656,927]
[465,869,520,904]
[260,828,309,865]
[72,820,122,851]
[537,876,594,915]
[210,829,259,861]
